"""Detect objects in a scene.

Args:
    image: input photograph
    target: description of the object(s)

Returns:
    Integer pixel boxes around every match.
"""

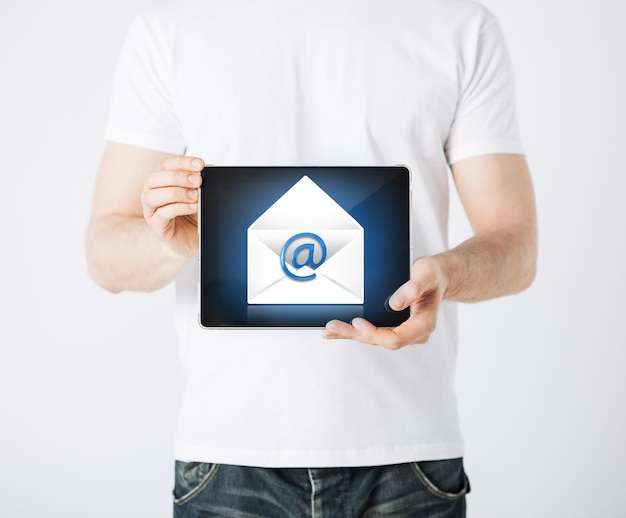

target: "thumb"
[386,280,421,312]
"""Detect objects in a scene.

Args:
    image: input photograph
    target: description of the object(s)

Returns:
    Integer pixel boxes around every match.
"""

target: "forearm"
[434,221,537,303]
[87,214,194,293]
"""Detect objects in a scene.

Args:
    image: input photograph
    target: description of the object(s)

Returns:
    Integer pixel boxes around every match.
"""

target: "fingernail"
[389,294,403,309]
[352,318,365,330]
[188,174,200,186]
[187,189,198,200]
[325,320,339,332]
[192,158,204,169]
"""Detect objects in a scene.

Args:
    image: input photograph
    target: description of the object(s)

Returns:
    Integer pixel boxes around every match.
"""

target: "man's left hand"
[322,257,447,350]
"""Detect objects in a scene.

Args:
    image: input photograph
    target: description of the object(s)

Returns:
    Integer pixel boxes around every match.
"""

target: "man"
[87,0,536,516]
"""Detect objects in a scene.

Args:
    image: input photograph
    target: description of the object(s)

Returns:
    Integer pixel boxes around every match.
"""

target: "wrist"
[154,232,198,264]
[413,255,450,301]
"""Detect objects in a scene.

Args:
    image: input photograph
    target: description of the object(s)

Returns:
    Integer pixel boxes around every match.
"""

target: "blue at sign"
[280,233,327,281]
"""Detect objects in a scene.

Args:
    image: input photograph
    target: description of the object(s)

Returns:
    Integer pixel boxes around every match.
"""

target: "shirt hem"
[173,441,466,468]
[446,139,525,165]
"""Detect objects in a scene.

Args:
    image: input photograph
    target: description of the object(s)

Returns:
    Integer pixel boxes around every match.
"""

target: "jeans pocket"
[410,458,470,501]
[173,461,221,506]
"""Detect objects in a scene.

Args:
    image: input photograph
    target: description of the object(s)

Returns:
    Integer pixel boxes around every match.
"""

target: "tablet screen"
[199,166,410,328]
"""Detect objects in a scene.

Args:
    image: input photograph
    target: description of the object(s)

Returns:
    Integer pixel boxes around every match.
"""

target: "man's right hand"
[141,155,205,258]
[87,143,206,292]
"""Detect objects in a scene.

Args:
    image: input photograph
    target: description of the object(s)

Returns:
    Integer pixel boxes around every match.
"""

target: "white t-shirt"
[105,0,523,468]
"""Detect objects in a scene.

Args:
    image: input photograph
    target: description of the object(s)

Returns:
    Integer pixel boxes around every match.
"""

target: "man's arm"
[322,153,537,349]
[435,153,537,301]
[86,142,204,293]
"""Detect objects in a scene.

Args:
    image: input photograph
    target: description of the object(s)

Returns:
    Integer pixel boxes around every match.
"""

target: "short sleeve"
[445,16,524,164]
[104,14,186,154]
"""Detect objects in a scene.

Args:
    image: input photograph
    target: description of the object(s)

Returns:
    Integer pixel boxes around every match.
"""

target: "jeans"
[173,458,470,517]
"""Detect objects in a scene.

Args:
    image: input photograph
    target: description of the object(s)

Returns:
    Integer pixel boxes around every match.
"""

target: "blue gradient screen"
[199,166,410,327]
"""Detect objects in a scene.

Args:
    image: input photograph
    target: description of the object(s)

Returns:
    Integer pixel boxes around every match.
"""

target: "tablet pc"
[198,166,411,328]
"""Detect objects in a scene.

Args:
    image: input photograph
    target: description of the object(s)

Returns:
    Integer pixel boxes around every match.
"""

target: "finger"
[146,169,203,190]
[324,318,396,347]
[387,279,422,311]
[150,202,198,231]
[160,155,205,173]
[324,309,437,350]
[322,319,362,340]
[148,155,205,190]
[142,186,198,218]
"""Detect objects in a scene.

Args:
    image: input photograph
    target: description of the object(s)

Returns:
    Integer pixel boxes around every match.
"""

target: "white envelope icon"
[247,176,364,304]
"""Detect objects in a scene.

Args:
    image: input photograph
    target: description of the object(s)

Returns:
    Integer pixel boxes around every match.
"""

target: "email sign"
[247,176,364,304]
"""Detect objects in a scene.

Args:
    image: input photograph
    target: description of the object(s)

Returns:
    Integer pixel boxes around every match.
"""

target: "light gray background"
[1,0,624,516]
